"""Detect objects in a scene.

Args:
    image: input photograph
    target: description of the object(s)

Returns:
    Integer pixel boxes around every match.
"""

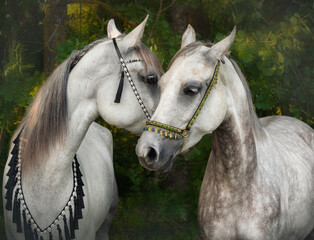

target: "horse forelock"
[135,42,163,76]
[168,42,213,69]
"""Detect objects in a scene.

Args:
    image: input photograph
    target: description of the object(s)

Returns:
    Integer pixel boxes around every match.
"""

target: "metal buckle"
[182,130,190,138]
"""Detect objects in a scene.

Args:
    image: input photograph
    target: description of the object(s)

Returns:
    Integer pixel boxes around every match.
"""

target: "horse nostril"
[145,147,158,164]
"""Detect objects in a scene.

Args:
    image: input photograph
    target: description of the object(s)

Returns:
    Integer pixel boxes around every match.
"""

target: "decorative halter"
[112,38,151,120]
[143,60,221,140]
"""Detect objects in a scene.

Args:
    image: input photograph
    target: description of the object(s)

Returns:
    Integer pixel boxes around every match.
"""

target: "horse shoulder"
[257,115,314,237]
[77,122,116,232]
[199,116,314,239]
[81,122,113,159]
[77,121,114,188]
[199,153,272,240]
[259,115,314,170]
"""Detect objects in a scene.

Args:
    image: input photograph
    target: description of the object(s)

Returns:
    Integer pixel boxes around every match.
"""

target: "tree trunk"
[169,4,189,35]
[43,0,67,76]
[281,103,291,116]
[0,123,7,157]
[169,3,210,40]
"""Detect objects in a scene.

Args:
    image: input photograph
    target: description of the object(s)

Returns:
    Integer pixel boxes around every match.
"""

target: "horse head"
[136,25,236,172]
[66,15,163,135]
[19,16,163,172]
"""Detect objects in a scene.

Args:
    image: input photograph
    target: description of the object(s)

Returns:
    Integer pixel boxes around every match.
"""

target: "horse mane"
[18,37,162,172]
[19,38,107,172]
[229,58,261,128]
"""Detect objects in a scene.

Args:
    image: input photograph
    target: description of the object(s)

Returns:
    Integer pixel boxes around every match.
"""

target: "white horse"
[136,25,314,240]
[3,16,163,240]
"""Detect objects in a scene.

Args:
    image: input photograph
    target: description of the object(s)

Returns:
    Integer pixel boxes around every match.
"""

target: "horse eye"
[184,87,199,96]
[146,74,158,85]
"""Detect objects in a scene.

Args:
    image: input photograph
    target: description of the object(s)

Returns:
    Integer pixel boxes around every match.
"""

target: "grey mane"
[18,36,162,172]
[19,46,93,172]
[229,58,261,129]
[19,37,109,172]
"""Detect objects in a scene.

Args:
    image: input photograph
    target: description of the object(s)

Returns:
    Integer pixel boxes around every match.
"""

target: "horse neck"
[20,80,98,228]
[21,43,111,186]
[210,59,262,187]
[23,80,98,187]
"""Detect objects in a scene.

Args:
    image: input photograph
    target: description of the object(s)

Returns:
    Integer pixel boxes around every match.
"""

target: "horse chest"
[198,178,282,240]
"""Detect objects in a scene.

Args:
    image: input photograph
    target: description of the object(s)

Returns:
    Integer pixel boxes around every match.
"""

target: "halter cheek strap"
[112,38,125,103]
[143,60,221,140]
[112,38,151,120]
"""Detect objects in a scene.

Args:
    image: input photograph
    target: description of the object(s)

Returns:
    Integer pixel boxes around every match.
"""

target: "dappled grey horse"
[136,25,314,239]
[3,16,162,240]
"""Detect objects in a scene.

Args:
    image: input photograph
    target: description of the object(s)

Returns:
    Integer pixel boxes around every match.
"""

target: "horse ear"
[181,24,196,49]
[107,19,122,39]
[209,26,236,60]
[122,15,149,47]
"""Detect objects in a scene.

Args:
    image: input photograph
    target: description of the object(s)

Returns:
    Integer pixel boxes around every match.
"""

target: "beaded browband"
[112,38,151,120]
[143,60,221,140]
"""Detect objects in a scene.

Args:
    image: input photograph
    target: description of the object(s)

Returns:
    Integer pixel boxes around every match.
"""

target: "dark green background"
[0,0,313,239]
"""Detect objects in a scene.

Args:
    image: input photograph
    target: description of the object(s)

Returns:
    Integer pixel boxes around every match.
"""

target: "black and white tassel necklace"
[5,133,85,240]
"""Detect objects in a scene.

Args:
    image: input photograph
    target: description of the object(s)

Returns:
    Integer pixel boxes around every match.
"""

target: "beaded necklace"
[5,133,85,240]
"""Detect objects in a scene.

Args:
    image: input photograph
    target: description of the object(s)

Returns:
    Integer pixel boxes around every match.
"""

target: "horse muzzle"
[136,131,182,172]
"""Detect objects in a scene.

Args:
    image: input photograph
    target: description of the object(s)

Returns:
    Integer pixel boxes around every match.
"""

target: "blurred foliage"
[0,44,44,131]
[0,0,313,239]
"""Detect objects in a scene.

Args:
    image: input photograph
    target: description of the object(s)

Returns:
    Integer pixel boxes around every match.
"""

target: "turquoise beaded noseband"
[143,60,221,140]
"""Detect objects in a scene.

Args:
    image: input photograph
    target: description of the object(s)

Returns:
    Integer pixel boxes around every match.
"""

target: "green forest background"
[0,0,313,239]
